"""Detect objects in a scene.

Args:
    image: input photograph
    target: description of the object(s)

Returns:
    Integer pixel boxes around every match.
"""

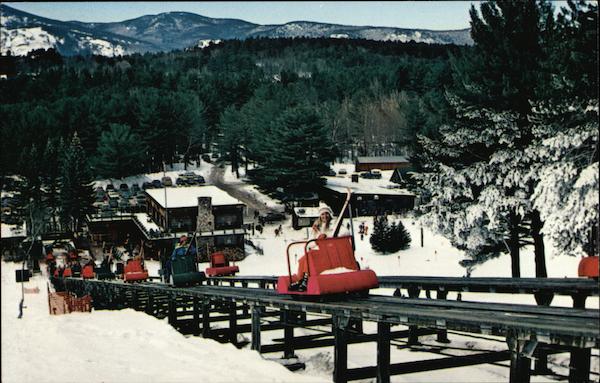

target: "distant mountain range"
[0,4,473,57]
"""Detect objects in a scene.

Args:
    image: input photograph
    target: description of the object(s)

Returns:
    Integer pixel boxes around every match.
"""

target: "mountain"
[0,4,472,57]
[0,4,160,56]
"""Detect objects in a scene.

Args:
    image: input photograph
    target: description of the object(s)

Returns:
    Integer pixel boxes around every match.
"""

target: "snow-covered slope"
[0,4,159,56]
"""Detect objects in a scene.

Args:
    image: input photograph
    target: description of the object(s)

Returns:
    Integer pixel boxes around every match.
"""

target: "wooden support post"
[569,294,590,382]
[569,348,591,383]
[571,293,588,309]
[333,315,349,383]
[146,293,154,316]
[436,290,450,343]
[202,300,211,338]
[251,305,262,352]
[507,335,532,383]
[533,345,551,375]
[242,282,249,316]
[407,287,420,345]
[168,297,177,326]
[376,321,391,383]
[132,289,139,311]
[229,301,237,346]
[192,297,200,336]
[282,310,296,359]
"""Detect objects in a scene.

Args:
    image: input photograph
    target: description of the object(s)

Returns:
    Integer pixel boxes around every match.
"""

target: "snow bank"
[0,262,320,383]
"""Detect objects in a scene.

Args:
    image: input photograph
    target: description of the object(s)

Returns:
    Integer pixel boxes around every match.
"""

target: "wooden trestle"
[52,277,599,383]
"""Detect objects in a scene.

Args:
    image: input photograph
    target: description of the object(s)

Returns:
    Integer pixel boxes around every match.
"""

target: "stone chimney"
[196,196,215,261]
[197,197,214,232]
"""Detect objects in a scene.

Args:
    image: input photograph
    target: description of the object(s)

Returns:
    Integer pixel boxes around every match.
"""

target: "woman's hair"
[315,212,332,229]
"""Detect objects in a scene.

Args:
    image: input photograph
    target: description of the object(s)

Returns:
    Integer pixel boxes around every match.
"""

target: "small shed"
[355,156,411,172]
[292,207,320,230]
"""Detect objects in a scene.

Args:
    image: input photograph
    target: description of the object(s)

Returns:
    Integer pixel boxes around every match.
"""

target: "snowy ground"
[3,161,598,382]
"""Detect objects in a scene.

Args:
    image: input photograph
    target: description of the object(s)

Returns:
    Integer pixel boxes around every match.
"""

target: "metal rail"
[59,278,599,348]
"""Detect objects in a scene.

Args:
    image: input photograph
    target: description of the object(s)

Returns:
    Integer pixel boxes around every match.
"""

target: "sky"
[4,1,479,31]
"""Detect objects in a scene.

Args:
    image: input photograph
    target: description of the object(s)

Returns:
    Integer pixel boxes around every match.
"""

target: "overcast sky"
[5,2,480,30]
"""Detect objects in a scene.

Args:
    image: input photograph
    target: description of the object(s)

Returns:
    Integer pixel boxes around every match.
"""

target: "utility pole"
[163,162,169,233]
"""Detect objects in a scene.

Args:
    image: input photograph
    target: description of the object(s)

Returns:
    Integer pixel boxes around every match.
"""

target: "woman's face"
[320,212,331,222]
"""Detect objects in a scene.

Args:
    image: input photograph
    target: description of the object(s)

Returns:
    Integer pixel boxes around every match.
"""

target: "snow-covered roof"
[356,156,409,164]
[134,213,161,232]
[145,186,243,209]
[324,172,415,196]
[1,222,26,239]
[293,207,320,218]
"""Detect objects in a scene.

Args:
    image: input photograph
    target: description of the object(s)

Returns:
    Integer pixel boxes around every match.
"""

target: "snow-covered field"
[2,162,598,382]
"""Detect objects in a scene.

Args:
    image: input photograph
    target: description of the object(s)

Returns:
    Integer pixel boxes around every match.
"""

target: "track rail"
[58,277,599,348]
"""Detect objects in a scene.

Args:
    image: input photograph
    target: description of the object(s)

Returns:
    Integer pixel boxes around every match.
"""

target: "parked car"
[106,184,115,191]
[142,181,153,190]
[338,168,347,175]
[161,176,173,187]
[370,169,382,179]
[119,183,129,191]
[326,169,336,176]
[151,179,162,188]
[260,212,286,224]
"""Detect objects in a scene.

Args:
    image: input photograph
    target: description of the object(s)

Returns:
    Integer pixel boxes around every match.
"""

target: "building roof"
[145,186,244,209]
[324,171,415,197]
[1,222,26,239]
[293,207,321,218]
[356,156,410,164]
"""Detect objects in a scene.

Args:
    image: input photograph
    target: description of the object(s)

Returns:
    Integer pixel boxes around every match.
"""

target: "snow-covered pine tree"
[527,1,598,257]
[59,133,95,233]
[415,1,557,277]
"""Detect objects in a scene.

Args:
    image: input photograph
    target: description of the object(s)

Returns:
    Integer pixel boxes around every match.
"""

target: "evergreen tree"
[256,106,335,194]
[528,0,598,257]
[59,133,95,233]
[415,1,555,277]
[42,137,64,231]
[390,220,412,251]
[370,215,390,253]
[370,216,411,253]
[93,124,147,179]
[218,106,246,178]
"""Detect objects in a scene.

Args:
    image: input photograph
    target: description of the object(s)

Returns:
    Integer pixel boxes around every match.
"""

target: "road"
[209,165,280,219]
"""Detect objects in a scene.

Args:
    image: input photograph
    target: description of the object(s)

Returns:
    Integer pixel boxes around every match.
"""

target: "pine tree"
[390,220,411,251]
[528,1,598,257]
[370,215,390,253]
[415,1,556,277]
[258,106,335,194]
[59,133,95,233]
[92,124,147,179]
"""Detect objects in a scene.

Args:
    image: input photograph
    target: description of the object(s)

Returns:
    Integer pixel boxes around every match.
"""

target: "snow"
[0,262,320,383]
[0,27,59,56]
[146,185,244,208]
[77,36,125,57]
[133,212,161,232]
[0,221,26,239]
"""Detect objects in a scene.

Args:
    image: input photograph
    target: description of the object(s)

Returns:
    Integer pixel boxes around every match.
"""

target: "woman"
[312,204,334,239]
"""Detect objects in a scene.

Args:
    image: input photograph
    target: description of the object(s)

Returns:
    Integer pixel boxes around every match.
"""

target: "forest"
[0,0,597,272]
